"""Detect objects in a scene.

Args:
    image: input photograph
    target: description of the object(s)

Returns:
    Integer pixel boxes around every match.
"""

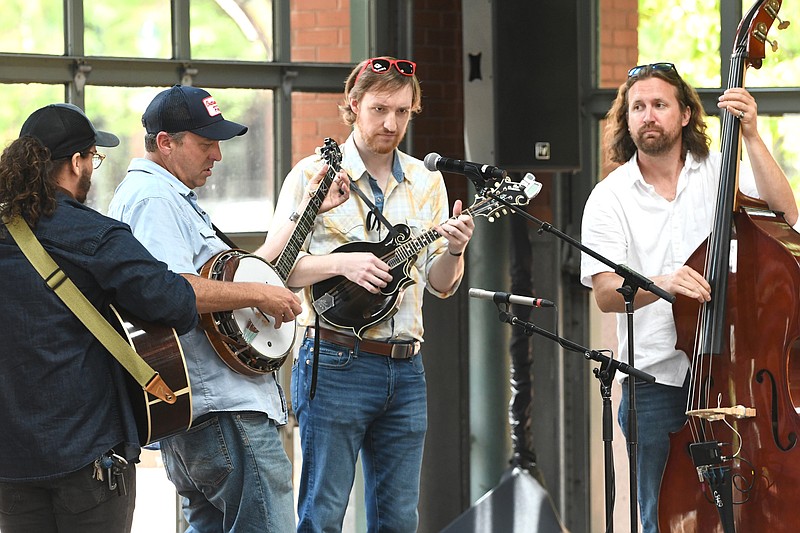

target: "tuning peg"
[777,17,790,30]
[766,37,779,52]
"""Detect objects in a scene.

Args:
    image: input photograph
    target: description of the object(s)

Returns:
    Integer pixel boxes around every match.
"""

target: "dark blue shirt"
[0,191,198,481]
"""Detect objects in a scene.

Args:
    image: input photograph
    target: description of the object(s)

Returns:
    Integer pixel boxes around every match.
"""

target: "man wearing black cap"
[0,104,198,533]
[108,85,348,533]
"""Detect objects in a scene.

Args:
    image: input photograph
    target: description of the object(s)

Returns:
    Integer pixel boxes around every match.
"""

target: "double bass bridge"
[686,405,757,422]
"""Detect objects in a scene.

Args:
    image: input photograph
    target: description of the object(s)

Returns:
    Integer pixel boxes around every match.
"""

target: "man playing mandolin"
[269,57,475,532]
[580,62,798,533]
[108,85,349,533]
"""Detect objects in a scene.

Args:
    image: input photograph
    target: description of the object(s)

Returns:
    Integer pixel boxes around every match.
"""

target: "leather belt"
[305,327,419,359]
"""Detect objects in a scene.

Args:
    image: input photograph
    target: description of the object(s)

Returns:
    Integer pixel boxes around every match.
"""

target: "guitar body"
[110,305,191,446]
[311,225,417,338]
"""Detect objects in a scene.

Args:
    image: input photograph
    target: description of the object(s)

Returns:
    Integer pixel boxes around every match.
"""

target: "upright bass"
[658,1,799,531]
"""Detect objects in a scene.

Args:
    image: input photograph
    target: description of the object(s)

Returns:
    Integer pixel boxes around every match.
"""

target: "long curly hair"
[339,57,422,126]
[604,66,710,164]
[0,136,62,229]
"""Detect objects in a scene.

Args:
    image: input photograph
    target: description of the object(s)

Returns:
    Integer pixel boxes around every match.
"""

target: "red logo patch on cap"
[202,96,222,117]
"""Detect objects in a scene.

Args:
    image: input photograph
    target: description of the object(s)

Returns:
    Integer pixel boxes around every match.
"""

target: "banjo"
[199,139,343,375]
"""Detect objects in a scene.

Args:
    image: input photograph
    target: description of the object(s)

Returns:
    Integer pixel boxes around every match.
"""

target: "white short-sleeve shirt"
[580,151,758,386]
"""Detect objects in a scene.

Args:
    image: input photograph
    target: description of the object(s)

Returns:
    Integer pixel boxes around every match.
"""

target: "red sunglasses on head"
[355,58,417,84]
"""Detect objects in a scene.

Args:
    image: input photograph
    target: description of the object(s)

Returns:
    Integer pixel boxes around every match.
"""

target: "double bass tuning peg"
[765,0,791,29]
[768,13,791,53]
[766,37,779,53]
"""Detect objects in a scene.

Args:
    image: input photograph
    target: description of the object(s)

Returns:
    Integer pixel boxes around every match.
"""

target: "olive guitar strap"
[3,215,177,404]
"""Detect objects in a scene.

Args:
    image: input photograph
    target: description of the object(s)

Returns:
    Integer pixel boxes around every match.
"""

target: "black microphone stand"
[476,177,675,532]
[494,305,654,533]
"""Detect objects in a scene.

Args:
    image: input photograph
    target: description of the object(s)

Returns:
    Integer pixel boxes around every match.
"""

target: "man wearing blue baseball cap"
[0,103,198,533]
[108,85,349,532]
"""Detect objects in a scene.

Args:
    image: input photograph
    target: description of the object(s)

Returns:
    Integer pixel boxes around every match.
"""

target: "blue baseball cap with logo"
[141,85,248,140]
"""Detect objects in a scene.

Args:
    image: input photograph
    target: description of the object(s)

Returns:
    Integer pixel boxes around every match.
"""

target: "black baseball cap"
[141,85,248,140]
[20,103,120,160]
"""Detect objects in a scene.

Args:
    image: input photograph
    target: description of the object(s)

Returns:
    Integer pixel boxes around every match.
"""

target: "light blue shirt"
[108,158,288,424]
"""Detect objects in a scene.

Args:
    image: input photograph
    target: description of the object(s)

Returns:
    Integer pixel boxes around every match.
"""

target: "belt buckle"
[389,342,415,359]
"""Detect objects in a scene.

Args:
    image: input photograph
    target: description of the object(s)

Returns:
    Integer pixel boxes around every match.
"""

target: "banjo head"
[201,250,296,375]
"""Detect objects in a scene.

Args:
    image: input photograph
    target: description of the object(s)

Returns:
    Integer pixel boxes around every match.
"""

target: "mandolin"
[310,174,543,338]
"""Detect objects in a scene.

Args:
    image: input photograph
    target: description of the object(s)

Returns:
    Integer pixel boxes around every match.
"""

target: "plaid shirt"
[271,134,460,342]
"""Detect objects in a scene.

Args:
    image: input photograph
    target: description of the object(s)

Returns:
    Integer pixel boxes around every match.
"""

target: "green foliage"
[638,0,721,87]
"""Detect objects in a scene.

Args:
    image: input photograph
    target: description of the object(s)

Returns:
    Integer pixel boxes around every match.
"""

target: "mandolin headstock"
[469,173,543,223]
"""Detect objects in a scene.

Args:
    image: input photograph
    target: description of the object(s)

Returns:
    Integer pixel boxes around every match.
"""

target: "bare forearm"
[744,134,799,226]
[591,272,660,313]
[428,252,464,294]
[181,274,275,313]
[285,254,347,288]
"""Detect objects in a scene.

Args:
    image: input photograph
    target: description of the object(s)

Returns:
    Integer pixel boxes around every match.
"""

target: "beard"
[357,119,404,155]
[362,130,400,155]
[633,124,682,157]
[75,166,92,204]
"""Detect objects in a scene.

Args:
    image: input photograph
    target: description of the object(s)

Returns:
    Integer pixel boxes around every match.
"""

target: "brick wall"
[599,0,639,178]
[599,0,639,88]
[290,0,352,165]
[288,0,467,200]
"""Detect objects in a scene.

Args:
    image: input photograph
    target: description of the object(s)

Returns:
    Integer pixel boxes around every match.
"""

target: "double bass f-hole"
[755,368,799,452]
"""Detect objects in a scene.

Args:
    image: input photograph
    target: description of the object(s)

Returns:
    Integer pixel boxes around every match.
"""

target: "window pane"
[84,1,172,58]
[291,92,351,166]
[83,86,151,214]
[290,1,351,62]
[190,0,274,61]
[202,88,275,233]
[0,84,64,147]
[638,0,721,88]
[744,115,800,199]
[86,86,275,234]
[0,1,63,55]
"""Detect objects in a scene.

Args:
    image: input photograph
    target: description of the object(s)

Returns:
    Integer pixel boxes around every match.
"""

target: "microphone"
[469,288,555,308]
[424,152,507,181]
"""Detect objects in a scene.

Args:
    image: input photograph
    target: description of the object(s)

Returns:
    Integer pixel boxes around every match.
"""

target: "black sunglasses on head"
[627,62,678,78]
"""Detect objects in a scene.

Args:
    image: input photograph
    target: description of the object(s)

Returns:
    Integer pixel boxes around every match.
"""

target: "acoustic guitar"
[110,305,191,446]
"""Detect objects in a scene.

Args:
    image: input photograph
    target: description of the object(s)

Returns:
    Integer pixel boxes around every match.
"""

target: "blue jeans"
[619,377,689,533]
[292,336,427,533]
[0,460,136,533]
[160,411,295,533]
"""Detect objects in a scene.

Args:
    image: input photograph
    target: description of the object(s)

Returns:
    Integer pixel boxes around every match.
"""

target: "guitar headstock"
[469,173,542,222]
[320,137,343,170]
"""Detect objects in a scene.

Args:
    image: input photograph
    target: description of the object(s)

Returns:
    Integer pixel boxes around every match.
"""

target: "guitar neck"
[272,166,337,280]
